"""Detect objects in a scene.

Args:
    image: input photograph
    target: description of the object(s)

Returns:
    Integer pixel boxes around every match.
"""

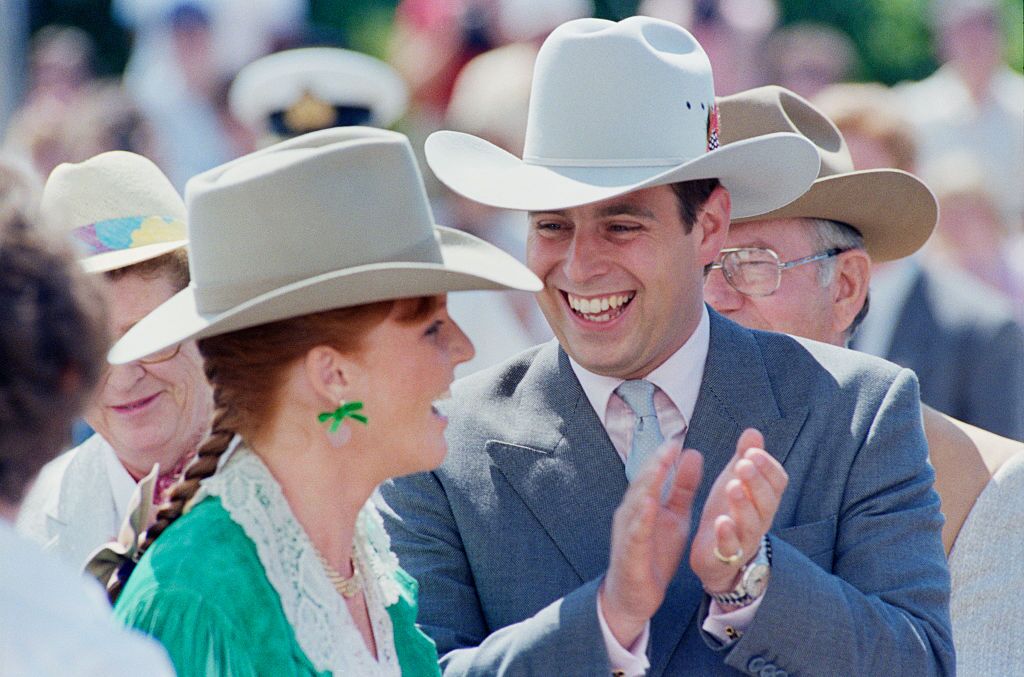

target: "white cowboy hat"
[229,47,409,138]
[108,127,542,365]
[424,16,820,216]
[718,85,938,263]
[40,151,188,274]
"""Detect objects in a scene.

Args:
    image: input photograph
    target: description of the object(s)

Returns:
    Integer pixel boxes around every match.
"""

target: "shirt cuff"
[596,594,650,677]
[702,594,764,645]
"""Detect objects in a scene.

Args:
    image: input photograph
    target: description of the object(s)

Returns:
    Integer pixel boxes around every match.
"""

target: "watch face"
[743,563,770,598]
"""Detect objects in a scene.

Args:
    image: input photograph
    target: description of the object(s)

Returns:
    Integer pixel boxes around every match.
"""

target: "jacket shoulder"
[749,327,913,413]
[15,438,102,534]
[451,342,549,403]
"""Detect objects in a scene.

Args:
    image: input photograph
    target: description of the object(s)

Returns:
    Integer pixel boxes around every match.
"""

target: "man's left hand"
[690,428,788,594]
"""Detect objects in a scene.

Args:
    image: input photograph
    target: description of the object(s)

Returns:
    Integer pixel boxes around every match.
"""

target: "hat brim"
[108,226,541,364]
[733,169,938,263]
[82,240,189,274]
[424,131,820,218]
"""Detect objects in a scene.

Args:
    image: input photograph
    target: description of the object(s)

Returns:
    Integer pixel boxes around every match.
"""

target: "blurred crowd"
[1,0,1022,383]
[1,3,1023,675]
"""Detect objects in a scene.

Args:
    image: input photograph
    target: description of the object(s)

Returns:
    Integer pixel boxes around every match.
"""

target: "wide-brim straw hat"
[41,151,188,274]
[108,127,542,365]
[229,47,409,136]
[719,85,938,263]
[424,16,820,216]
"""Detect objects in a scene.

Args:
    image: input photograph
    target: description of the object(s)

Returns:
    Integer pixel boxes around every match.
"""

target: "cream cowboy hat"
[108,127,542,365]
[41,151,188,274]
[228,47,409,138]
[424,16,820,216]
[718,85,938,263]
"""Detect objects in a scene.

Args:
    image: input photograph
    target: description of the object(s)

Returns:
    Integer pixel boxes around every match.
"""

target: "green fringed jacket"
[115,448,440,677]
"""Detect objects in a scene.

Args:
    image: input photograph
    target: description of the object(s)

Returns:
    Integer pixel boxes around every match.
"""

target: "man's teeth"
[566,292,634,321]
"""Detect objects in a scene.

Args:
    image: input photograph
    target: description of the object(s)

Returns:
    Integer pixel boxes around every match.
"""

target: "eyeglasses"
[704,247,847,297]
[138,343,182,365]
[99,343,180,386]
[102,343,181,381]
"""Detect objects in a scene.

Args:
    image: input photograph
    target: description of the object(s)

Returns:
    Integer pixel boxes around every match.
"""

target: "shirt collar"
[568,305,711,426]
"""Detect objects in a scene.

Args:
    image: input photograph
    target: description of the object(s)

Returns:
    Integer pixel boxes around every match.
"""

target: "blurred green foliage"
[28,0,1024,83]
[307,0,397,57]
[775,0,1023,83]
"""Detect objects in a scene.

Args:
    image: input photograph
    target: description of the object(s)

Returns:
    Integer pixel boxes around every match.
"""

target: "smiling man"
[531,183,719,380]
[380,17,953,677]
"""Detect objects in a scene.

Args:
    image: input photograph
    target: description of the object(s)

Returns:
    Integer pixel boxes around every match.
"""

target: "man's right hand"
[600,442,703,647]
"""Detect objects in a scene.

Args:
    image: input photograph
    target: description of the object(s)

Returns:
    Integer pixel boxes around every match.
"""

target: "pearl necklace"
[316,551,363,598]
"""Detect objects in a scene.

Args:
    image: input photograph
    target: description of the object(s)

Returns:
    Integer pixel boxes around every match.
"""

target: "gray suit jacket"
[16,435,124,570]
[380,310,954,676]
[874,265,1024,441]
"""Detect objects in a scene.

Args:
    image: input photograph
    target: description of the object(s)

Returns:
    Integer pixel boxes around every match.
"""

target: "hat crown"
[522,17,716,167]
[41,151,186,230]
[41,150,189,273]
[717,85,854,180]
[185,127,441,314]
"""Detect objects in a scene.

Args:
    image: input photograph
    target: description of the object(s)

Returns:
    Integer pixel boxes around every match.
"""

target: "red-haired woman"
[101,127,542,676]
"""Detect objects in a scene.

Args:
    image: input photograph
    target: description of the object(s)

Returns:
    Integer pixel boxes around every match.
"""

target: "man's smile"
[561,290,636,324]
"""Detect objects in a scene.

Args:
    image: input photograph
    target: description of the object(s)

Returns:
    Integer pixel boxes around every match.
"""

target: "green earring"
[318,400,369,432]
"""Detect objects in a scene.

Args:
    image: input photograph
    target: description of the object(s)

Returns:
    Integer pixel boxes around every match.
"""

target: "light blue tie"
[617,379,665,482]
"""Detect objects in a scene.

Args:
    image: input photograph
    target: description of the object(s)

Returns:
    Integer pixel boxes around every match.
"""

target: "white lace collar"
[193,445,402,676]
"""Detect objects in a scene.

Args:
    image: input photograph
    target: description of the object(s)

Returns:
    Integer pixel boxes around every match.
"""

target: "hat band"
[522,155,688,168]
[72,216,187,256]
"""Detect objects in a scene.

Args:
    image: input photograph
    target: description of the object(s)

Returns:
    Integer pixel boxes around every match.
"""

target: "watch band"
[708,587,757,607]
[707,535,772,607]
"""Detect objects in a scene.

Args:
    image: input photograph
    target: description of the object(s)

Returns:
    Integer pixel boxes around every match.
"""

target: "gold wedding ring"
[713,545,744,566]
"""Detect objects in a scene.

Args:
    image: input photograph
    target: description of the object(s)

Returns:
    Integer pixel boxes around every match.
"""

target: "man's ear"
[303,345,356,405]
[830,249,871,336]
[696,184,731,266]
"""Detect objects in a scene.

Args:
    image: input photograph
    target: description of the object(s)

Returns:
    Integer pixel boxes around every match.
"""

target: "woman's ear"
[303,345,355,405]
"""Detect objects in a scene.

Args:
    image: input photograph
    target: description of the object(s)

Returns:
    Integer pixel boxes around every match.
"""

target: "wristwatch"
[707,535,772,608]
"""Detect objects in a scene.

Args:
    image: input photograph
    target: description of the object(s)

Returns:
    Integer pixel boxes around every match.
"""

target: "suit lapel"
[650,309,808,676]
[486,343,627,583]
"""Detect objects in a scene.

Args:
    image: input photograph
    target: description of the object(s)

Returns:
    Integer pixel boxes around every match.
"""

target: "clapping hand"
[690,428,788,595]
[600,441,703,647]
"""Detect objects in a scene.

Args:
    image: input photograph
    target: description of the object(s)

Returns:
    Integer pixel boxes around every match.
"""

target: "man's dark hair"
[670,178,720,233]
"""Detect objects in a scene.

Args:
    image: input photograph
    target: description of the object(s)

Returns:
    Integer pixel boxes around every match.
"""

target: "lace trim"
[193,446,401,676]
